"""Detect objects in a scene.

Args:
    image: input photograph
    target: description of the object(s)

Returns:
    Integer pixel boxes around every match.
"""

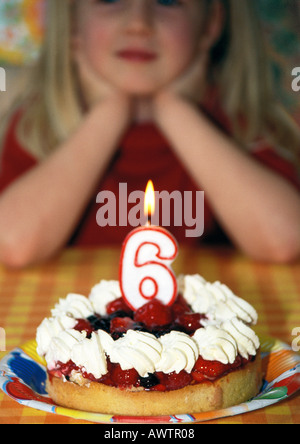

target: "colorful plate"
[0,336,299,424]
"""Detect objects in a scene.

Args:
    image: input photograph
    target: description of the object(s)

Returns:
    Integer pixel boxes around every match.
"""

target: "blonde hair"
[3,0,300,164]
[214,0,300,160]
[9,0,83,159]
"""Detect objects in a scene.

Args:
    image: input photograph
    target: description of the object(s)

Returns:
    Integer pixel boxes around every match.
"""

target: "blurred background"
[0,0,299,119]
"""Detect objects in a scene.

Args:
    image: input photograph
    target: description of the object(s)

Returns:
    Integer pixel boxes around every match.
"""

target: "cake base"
[47,351,262,416]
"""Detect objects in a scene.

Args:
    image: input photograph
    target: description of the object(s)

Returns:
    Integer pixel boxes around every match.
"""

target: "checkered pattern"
[0,247,299,424]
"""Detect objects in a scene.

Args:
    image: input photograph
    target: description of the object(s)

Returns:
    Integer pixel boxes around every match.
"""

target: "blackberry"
[139,373,160,389]
[111,331,125,341]
[150,325,173,338]
[87,315,110,333]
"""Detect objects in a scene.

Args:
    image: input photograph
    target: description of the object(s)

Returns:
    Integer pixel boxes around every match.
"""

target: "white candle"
[119,181,178,311]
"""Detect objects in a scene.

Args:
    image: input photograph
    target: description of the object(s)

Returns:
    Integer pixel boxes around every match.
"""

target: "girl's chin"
[111,77,165,96]
[120,86,161,97]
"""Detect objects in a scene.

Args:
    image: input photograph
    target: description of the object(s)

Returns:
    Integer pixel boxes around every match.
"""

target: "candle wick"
[147,213,152,226]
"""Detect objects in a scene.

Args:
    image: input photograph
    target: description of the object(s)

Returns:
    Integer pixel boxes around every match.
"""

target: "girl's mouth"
[116,49,158,62]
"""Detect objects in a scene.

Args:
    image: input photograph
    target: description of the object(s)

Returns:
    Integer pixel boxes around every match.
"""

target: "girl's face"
[74,0,208,95]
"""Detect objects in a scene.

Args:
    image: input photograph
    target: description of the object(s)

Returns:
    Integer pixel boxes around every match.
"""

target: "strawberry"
[164,371,193,391]
[111,364,139,388]
[134,300,174,329]
[49,360,79,379]
[154,370,192,391]
[98,360,114,386]
[154,372,167,391]
[150,383,166,392]
[192,357,230,382]
[106,297,132,316]
[110,317,138,337]
[191,371,207,383]
[74,319,94,336]
[171,294,191,316]
[175,312,203,334]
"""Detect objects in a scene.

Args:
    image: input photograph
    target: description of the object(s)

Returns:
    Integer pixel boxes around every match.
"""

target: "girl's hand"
[153,50,209,114]
[75,50,128,109]
[129,51,209,125]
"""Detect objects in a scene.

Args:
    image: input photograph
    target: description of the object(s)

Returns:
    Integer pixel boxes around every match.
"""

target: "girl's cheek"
[164,24,200,65]
[79,24,112,66]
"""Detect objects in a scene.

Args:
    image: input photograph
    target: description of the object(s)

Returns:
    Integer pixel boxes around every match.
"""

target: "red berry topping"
[49,360,79,379]
[74,319,94,336]
[154,370,192,391]
[110,317,137,336]
[106,297,132,316]
[175,312,203,334]
[111,364,139,388]
[134,300,173,329]
[192,356,230,382]
[172,294,191,316]
[165,371,193,391]
[97,360,114,386]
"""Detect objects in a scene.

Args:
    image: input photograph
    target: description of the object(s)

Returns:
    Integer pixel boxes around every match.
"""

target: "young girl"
[0,0,300,268]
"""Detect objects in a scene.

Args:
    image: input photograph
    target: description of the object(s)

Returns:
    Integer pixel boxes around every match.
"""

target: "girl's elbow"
[0,237,38,269]
[243,228,300,264]
[0,231,61,269]
[1,247,30,270]
[264,231,300,264]
[271,241,300,264]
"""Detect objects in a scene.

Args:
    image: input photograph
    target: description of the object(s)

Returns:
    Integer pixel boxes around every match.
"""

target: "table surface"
[0,246,299,424]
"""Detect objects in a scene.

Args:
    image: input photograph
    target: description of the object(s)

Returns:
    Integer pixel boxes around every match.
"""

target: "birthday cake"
[36,275,262,416]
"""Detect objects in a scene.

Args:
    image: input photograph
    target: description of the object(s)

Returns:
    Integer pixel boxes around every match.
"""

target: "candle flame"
[144,180,155,222]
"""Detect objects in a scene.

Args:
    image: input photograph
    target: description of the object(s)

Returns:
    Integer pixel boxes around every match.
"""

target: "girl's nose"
[124,0,154,36]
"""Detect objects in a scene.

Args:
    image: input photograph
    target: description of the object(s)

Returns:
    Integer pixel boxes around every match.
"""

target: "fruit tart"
[36,275,262,416]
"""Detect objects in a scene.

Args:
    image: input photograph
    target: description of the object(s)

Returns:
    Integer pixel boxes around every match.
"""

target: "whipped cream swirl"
[52,294,94,319]
[98,330,162,377]
[36,315,77,357]
[89,280,121,316]
[45,329,86,370]
[71,332,107,379]
[156,331,198,374]
[178,275,258,325]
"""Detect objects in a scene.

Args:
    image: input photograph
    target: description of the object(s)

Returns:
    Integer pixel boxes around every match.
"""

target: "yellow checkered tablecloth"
[0,247,299,424]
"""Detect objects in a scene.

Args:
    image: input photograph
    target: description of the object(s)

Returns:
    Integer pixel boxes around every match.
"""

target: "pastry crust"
[47,351,262,416]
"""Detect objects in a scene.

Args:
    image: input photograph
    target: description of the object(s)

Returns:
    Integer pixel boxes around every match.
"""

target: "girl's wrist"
[152,90,176,124]
[152,90,198,128]
[90,91,132,130]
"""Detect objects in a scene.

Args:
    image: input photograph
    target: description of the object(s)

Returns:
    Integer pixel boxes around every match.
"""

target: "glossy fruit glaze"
[48,296,255,391]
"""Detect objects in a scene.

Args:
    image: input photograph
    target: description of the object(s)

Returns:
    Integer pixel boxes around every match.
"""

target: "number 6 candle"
[119,181,178,311]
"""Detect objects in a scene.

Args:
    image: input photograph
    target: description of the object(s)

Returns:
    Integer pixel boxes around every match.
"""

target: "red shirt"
[1,101,299,247]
